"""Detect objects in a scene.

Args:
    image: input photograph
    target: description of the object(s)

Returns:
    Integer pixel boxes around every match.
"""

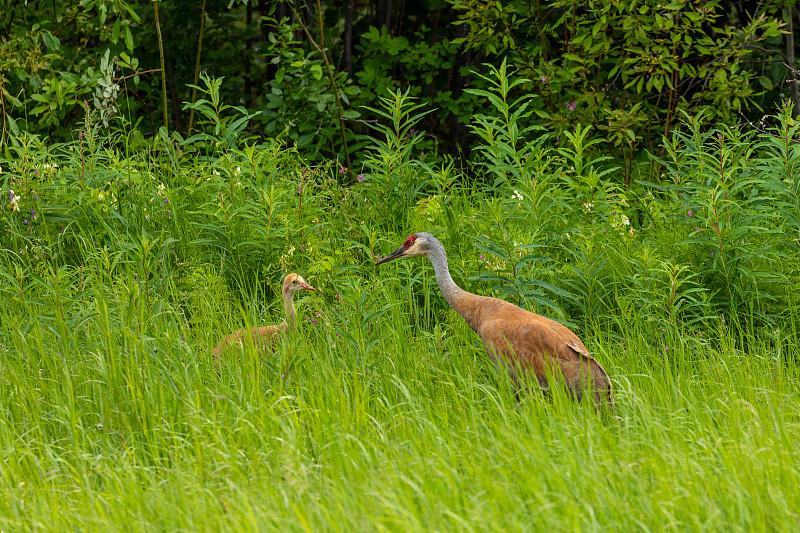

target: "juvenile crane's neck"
[427,239,482,331]
[283,291,297,331]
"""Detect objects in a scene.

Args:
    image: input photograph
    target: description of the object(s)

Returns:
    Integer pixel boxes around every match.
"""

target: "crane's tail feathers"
[587,358,614,411]
[562,357,614,411]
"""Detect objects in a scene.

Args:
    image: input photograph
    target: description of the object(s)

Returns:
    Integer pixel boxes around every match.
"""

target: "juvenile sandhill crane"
[376,233,613,408]
[212,273,315,359]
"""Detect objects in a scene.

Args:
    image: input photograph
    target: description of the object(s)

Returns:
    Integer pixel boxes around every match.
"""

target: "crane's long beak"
[375,247,405,266]
[300,282,316,291]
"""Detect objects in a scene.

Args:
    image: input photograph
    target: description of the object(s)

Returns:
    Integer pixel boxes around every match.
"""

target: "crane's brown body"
[456,292,612,405]
[212,323,287,358]
[212,273,315,360]
[376,233,612,408]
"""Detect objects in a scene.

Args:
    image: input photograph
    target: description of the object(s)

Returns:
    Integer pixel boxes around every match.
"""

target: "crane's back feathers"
[459,294,613,405]
[211,323,286,359]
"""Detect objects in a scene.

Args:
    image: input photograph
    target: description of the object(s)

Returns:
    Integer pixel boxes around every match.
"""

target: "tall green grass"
[1,280,799,531]
[1,73,800,531]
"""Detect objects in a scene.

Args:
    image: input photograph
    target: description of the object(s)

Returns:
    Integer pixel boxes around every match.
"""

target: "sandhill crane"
[376,233,613,408]
[212,273,316,359]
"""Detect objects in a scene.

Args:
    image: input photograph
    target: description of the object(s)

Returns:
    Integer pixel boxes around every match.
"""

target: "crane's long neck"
[427,241,483,332]
[283,291,296,331]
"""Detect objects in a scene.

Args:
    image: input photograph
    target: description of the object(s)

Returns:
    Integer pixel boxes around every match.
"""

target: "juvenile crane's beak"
[300,282,316,291]
[375,246,405,266]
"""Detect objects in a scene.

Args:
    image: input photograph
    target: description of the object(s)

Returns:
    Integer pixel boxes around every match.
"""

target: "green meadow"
[2,80,800,531]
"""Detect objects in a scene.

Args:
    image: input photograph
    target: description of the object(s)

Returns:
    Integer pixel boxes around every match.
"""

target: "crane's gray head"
[282,273,316,295]
[375,232,436,266]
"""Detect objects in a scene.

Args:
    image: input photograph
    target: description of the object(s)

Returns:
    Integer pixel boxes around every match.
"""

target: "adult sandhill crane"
[376,233,613,408]
[212,273,315,359]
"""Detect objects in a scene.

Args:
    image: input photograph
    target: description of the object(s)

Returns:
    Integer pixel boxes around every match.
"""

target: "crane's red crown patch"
[402,234,418,248]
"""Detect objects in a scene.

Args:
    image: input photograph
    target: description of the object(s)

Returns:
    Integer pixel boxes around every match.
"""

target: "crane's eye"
[293,280,297,284]
[403,234,418,248]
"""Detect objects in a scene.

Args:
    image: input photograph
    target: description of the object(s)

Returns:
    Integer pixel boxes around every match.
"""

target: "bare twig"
[738,109,800,143]
[112,68,162,82]
[744,43,790,64]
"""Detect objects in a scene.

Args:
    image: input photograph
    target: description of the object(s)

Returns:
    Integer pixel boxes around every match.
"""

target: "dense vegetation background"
[2,0,798,178]
[2,1,800,531]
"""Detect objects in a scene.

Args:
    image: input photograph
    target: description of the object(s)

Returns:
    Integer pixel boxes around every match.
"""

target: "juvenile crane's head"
[282,273,316,296]
[374,232,434,265]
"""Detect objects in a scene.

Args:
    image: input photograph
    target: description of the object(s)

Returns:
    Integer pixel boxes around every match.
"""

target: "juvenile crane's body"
[212,273,315,359]
[376,233,613,407]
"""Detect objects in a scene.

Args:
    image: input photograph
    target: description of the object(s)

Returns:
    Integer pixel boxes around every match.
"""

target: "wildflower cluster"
[279,245,296,269]
[305,310,325,326]
[8,189,20,212]
[612,212,635,238]
[610,212,630,228]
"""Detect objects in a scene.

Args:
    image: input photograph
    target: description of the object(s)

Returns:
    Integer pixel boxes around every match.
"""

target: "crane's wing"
[478,311,612,405]
[212,324,283,359]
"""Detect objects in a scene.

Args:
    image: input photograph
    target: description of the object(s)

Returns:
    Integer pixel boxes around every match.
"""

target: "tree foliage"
[0,0,797,184]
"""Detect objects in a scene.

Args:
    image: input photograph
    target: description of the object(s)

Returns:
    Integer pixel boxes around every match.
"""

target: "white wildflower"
[511,190,524,201]
[582,201,594,212]
[612,213,631,229]
[234,166,242,176]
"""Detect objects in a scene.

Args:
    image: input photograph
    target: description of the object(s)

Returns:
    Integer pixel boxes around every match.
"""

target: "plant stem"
[290,0,352,176]
[787,6,799,117]
[188,0,207,134]
[153,0,168,131]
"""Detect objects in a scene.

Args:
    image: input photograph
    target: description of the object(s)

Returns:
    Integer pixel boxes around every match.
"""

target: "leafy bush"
[3,0,793,189]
